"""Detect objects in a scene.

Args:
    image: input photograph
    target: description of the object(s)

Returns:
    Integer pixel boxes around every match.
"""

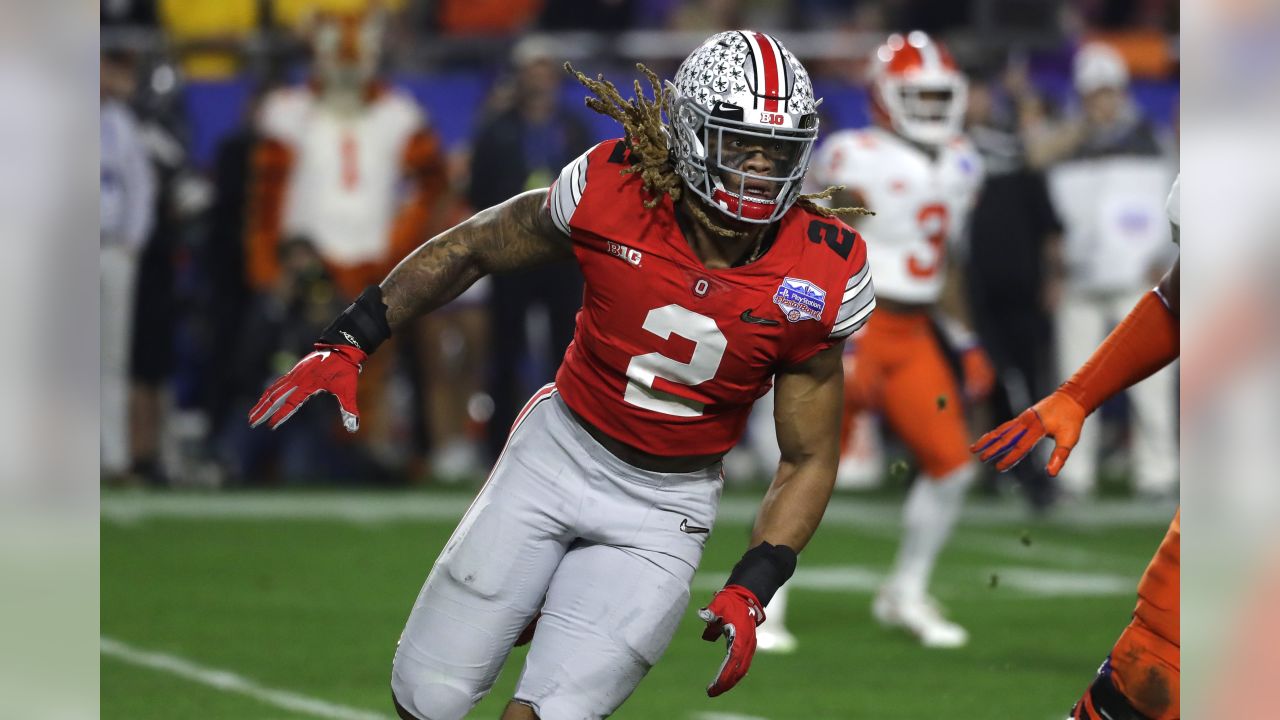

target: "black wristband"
[725,542,797,606]
[319,285,392,354]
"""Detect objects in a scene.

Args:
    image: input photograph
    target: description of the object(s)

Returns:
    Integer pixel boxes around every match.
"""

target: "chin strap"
[683,194,750,239]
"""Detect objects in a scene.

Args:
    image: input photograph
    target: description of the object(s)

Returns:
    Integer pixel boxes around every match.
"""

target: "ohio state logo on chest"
[606,240,643,267]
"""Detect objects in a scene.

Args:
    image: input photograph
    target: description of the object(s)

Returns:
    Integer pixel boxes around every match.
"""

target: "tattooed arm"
[380,188,572,329]
[248,189,569,431]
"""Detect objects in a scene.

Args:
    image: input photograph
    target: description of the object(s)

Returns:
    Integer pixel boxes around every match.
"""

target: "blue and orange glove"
[248,343,366,431]
[973,289,1180,475]
[970,391,1086,475]
[699,584,765,697]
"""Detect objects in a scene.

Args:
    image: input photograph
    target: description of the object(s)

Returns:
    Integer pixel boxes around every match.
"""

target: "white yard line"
[101,637,390,720]
[988,567,1137,597]
[102,492,1163,575]
[101,492,1172,528]
[693,565,885,594]
[692,564,1134,598]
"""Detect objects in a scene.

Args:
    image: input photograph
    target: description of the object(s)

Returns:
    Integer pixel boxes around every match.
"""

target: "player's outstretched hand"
[698,585,764,697]
[248,343,366,432]
[970,391,1086,475]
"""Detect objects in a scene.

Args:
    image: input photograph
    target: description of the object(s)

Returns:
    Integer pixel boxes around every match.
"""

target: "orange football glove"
[960,345,997,401]
[970,391,1085,475]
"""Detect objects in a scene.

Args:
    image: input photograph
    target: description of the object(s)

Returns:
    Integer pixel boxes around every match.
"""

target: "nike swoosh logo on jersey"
[740,309,780,326]
[680,519,710,534]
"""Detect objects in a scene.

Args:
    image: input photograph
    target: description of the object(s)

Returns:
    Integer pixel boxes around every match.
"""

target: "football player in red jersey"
[249,31,875,720]
[973,176,1180,719]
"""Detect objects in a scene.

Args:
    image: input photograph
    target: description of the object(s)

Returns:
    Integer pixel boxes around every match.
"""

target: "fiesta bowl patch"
[773,277,827,323]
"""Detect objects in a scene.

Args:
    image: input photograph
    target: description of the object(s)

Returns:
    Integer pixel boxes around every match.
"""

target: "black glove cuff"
[725,542,797,607]
[319,285,392,354]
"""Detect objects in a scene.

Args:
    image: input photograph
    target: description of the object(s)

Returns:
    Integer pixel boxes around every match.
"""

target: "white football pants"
[391,386,722,720]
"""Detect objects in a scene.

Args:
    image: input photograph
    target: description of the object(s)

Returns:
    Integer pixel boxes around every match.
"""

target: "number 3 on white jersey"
[907,203,949,279]
[624,305,727,417]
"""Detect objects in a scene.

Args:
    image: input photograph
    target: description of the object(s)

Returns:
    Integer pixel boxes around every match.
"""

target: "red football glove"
[970,391,1086,475]
[960,345,997,402]
[698,585,765,697]
[248,343,366,431]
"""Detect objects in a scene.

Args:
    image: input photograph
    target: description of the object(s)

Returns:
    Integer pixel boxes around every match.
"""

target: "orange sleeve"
[1060,290,1179,413]
[245,138,294,291]
[386,128,450,274]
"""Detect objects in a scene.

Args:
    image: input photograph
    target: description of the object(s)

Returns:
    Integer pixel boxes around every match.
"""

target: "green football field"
[102,488,1173,719]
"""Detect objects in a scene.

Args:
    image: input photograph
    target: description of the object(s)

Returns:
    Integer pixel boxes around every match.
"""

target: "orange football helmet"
[870,31,968,146]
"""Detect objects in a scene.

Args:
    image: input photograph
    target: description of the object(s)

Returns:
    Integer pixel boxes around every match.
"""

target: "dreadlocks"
[565,62,872,238]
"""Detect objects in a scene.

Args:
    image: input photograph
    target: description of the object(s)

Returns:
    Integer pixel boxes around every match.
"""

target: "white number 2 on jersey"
[624,305,727,417]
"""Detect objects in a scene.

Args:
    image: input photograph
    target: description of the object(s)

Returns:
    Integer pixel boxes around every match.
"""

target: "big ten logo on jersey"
[606,241,643,267]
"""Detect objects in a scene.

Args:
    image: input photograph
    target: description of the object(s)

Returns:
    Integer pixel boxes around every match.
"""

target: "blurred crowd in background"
[99,0,1178,504]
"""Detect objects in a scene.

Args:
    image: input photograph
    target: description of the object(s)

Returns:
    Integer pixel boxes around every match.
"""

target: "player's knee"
[924,460,976,493]
[390,665,478,720]
[532,696,603,720]
[918,434,975,479]
[392,688,425,720]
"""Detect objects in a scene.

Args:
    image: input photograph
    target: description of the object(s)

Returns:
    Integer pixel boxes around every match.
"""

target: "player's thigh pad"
[392,387,576,720]
[879,328,971,476]
[511,399,720,719]
[514,541,697,719]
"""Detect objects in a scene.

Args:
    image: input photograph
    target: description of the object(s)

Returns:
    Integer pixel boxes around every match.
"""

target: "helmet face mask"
[669,31,820,225]
[872,31,968,147]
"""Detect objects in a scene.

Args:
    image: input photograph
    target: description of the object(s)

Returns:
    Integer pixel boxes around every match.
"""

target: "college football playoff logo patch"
[772,277,826,323]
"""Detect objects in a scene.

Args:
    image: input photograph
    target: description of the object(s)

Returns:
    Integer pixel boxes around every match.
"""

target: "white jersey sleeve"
[548,146,591,236]
[830,258,875,339]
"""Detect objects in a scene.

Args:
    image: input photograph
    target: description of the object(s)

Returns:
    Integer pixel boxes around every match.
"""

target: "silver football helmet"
[668,31,820,224]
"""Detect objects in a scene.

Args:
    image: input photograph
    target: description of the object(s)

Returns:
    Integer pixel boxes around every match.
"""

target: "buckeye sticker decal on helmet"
[669,31,820,224]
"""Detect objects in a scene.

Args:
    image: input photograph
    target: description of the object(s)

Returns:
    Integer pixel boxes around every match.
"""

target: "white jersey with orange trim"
[809,127,983,304]
[258,86,426,266]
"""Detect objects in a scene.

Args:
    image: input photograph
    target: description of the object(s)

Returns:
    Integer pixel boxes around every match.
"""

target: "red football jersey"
[548,139,875,457]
